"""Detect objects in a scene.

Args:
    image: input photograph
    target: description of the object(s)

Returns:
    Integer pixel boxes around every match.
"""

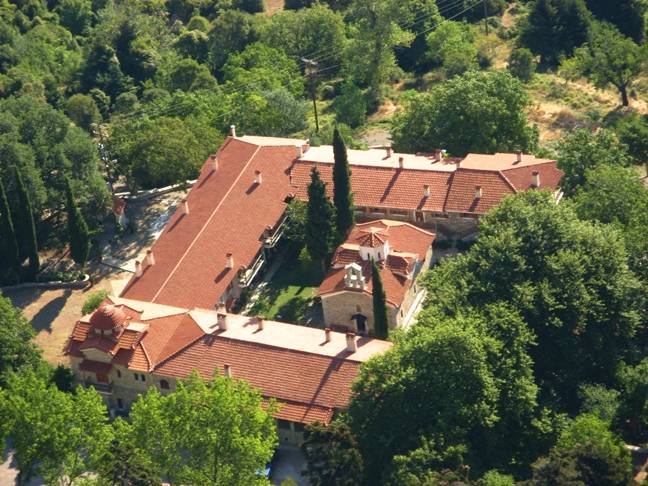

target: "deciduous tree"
[0,294,41,384]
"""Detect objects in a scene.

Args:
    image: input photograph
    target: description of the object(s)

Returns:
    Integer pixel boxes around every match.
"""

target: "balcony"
[83,381,113,395]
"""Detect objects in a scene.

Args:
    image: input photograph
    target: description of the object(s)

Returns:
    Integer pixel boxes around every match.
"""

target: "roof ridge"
[150,145,262,303]
[498,170,518,193]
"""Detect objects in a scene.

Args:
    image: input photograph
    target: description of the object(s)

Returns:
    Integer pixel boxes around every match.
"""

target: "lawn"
[248,251,324,325]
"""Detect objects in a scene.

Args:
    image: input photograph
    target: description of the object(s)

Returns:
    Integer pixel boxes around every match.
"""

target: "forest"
[0,0,648,484]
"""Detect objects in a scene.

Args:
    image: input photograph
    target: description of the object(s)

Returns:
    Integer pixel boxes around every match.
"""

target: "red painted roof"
[67,297,392,424]
[319,220,434,307]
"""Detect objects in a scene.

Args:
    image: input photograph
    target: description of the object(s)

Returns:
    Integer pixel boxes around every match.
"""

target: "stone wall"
[321,291,398,334]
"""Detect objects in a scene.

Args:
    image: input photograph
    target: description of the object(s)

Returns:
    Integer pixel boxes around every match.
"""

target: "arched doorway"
[352,313,367,335]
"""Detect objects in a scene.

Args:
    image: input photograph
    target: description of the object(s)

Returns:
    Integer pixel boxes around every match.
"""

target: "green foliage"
[113,91,139,114]
[395,0,441,73]
[207,9,259,74]
[614,113,648,165]
[333,80,366,128]
[507,48,536,82]
[166,57,217,92]
[55,0,93,36]
[332,127,354,238]
[82,289,108,315]
[174,28,209,62]
[0,368,113,485]
[557,128,632,196]
[569,22,647,106]
[520,0,592,66]
[0,293,41,384]
[108,115,221,189]
[14,165,39,277]
[186,15,209,32]
[615,359,648,442]
[305,167,337,268]
[392,71,537,156]
[302,420,364,486]
[371,261,388,339]
[585,0,645,42]
[0,178,20,277]
[65,177,91,266]
[531,415,633,485]
[64,93,101,131]
[128,372,277,485]
[578,384,620,423]
[283,198,308,248]
[235,0,265,14]
[426,21,478,78]
[421,191,646,409]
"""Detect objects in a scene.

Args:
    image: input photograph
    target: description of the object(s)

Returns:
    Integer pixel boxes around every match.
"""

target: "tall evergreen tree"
[371,260,389,339]
[305,167,337,271]
[332,128,354,241]
[0,178,20,276]
[13,167,39,277]
[65,177,91,268]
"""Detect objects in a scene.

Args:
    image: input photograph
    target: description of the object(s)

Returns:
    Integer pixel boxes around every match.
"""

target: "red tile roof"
[67,297,392,424]
[319,220,434,307]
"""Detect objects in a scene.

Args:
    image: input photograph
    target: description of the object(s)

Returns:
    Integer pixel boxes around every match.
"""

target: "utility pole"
[302,58,320,133]
[483,0,489,36]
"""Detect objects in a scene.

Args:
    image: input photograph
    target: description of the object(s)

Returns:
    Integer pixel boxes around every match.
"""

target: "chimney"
[146,249,155,266]
[257,317,265,331]
[297,145,304,158]
[135,260,143,277]
[254,170,263,185]
[181,198,189,215]
[423,184,430,198]
[211,156,218,172]
[230,125,236,138]
[324,327,332,343]
[475,186,483,199]
[532,170,540,188]
[435,149,444,162]
[224,363,232,378]
[226,253,234,269]
[217,312,228,331]
[398,157,404,169]
[386,145,393,158]
[346,332,357,353]
[516,151,523,164]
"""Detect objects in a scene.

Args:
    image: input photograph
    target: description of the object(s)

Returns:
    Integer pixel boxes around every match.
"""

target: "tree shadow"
[30,289,72,333]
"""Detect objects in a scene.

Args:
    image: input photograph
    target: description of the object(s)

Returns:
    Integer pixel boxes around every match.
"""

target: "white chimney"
[532,170,540,188]
[181,198,189,215]
[297,145,304,158]
[230,125,236,138]
[398,157,404,169]
[146,249,155,266]
[224,363,232,378]
[217,312,228,331]
[257,317,265,331]
[435,149,444,162]
[386,145,393,158]
[475,186,483,199]
[324,327,332,343]
[346,332,357,353]
[254,170,263,185]
[226,253,234,269]
[423,185,430,198]
[211,156,218,172]
[516,151,523,163]
[135,260,143,277]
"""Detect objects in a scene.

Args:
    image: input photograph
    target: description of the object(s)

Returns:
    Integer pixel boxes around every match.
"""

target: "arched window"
[160,379,170,390]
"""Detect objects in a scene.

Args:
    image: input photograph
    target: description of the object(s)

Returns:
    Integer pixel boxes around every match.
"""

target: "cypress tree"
[332,127,354,240]
[65,177,91,268]
[0,178,20,276]
[13,167,39,277]
[305,167,336,272]
[371,260,389,339]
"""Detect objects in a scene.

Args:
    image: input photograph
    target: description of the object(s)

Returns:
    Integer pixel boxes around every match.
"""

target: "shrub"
[82,290,108,315]
[333,80,367,128]
[507,48,536,82]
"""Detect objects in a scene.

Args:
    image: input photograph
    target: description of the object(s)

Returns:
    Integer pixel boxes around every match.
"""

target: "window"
[133,373,139,381]
[277,419,291,430]
[141,374,146,382]
[378,252,382,260]
[160,379,170,390]
[355,305,362,313]
[117,398,123,410]
[117,369,122,378]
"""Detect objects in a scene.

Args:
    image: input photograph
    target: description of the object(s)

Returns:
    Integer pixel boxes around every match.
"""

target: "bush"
[64,94,101,131]
[507,48,536,82]
[81,289,108,315]
[333,80,367,128]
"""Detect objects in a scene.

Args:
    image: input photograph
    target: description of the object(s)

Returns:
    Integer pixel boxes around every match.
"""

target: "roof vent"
[181,198,189,216]
[324,327,332,343]
[475,186,483,199]
[516,151,523,164]
[423,184,430,198]
[224,363,232,378]
[532,170,540,188]
[217,312,228,331]
[254,170,263,185]
[146,250,155,266]
[211,156,219,172]
[226,253,234,269]
[297,145,304,158]
[398,157,404,169]
[435,149,444,162]
[135,260,143,277]
[346,332,357,353]
[230,125,236,138]
[386,145,393,158]
[257,317,265,331]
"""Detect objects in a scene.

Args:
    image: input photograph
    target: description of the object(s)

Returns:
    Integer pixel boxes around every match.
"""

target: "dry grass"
[265,0,284,15]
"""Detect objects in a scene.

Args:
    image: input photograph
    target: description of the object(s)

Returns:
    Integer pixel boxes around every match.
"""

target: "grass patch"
[248,250,324,324]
